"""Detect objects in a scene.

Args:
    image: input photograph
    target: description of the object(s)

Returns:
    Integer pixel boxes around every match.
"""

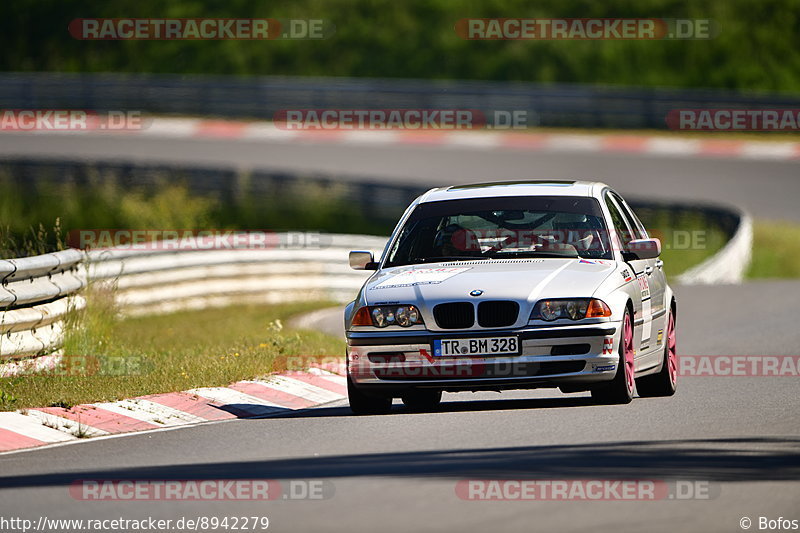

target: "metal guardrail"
[677,210,753,285]
[86,233,387,316]
[0,249,85,359]
[631,200,753,284]
[3,72,800,129]
[0,234,385,367]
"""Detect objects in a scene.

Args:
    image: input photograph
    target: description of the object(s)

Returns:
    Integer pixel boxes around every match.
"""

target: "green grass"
[0,169,391,258]
[747,220,800,278]
[657,229,728,279]
[635,210,728,279]
[0,290,344,411]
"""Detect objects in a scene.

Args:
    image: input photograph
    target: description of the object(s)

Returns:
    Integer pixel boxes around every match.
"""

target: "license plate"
[433,336,519,357]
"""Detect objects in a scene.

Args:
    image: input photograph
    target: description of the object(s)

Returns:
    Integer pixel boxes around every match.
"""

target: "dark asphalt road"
[1,281,798,532]
[1,132,799,220]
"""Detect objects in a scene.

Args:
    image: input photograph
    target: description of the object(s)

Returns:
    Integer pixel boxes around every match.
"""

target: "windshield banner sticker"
[371,267,471,289]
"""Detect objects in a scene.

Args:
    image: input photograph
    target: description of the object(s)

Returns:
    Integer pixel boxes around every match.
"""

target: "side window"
[611,192,647,239]
[604,194,635,249]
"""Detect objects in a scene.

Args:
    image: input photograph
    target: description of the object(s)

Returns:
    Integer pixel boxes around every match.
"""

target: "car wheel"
[636,307,677,397]
[591,307,635,404]
[401,390,443,412]
[347,375,393,415]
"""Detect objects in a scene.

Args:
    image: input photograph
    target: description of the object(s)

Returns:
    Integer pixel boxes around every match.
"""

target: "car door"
[613,192,668,351]
[604,192,653,362]
[616,195,667,312]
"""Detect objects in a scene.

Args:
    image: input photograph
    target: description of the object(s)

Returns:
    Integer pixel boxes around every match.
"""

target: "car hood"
[364,258,617,305]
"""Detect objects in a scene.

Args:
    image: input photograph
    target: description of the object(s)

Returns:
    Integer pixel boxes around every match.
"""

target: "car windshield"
[385,195,613,267]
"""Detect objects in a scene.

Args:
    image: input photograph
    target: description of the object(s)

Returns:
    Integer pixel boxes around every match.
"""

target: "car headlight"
[352,305,424,328]
[530,298,612,321]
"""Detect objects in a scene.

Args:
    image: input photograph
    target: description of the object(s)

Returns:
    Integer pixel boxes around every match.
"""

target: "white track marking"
[0,412,77,443]
[740,142,797,160]
[25,410,108,437]
[186,387,289,416]
[30,117,798,161]
[446,131,503,148]
[250,376,343,404]
[243,123,299,141]
[545,134,603,152]
[144,118,202,137]
[342,130,400,144]
[306,367,348,385]
[91,399,206,426]
[645,138,701,156]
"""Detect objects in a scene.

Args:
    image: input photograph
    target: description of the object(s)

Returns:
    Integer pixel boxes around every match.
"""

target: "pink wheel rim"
[623,312,635,394]
[667,312,677,385]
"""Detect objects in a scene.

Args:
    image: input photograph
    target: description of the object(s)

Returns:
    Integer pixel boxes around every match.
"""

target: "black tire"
[401,390,443,412]
[347,375,392,415]
[636,307,677,397]
[591,307,635,405]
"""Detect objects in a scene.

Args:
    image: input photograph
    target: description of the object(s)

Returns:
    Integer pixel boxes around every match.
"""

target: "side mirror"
[349,250,378,270]
[623,238,661,261]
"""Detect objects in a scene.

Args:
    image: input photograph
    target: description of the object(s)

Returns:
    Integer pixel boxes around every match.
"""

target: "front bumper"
[347,323,622,393]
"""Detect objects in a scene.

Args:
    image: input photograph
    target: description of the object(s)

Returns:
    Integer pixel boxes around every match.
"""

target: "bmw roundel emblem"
[469,289,484,297]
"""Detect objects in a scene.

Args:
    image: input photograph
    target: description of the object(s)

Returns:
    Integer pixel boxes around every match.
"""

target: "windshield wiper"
[486,250,579,259]
[404,256,490,264]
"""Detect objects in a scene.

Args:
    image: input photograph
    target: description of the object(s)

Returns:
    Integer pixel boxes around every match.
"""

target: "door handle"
[655,259,664,269]
[644,266,654,275]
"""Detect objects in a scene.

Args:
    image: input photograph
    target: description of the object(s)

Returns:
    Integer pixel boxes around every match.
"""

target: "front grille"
[477,301,519,328]
[433,302,474,329]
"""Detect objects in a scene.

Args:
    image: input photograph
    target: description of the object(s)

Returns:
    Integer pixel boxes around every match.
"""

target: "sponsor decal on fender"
[602,337,614,355]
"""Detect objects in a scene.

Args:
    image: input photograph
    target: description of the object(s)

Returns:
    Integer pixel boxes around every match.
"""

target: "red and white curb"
[3,117,799,161]
[0,364,347,454]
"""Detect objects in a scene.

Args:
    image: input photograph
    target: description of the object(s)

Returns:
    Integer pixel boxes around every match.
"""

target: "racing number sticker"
[637,272,652,347]
[637,273,650,300]
[602,337,614,354]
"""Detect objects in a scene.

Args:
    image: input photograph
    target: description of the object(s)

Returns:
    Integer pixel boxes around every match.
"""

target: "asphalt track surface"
[0,132,799,532]
[1,133,800,221]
